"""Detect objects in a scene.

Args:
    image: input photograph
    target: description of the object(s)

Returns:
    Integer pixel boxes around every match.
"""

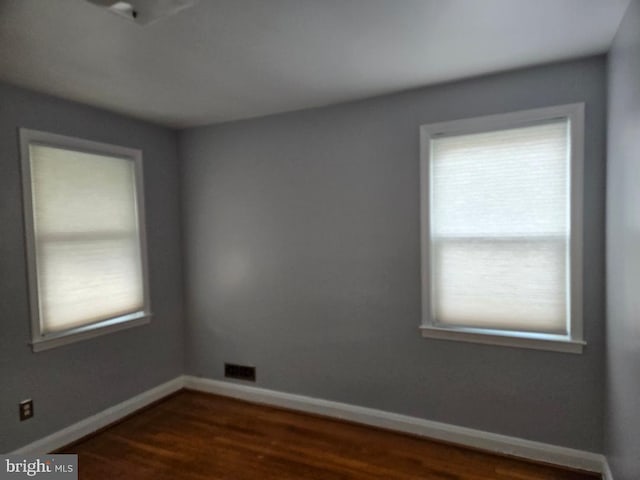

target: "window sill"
[30,312,151,353]
[419,325,585,354]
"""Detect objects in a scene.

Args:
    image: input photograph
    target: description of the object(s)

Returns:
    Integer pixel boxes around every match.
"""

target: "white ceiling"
[0,0,631,128]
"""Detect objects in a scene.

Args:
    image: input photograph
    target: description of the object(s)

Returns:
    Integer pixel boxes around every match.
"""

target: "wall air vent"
[224,363,256,382]
[86,0,199,26]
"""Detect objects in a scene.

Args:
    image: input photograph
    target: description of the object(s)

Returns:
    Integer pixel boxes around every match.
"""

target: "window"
[20,129,150,352]
[419,104,584,353]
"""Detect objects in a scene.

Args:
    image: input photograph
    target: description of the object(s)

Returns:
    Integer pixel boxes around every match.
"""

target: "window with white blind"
[419,104,585,353]
[20,129,150,352]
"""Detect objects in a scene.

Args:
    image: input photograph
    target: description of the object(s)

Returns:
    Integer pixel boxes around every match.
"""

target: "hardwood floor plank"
[62,390,599,480]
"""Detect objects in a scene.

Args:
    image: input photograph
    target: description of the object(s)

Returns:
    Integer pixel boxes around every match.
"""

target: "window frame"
[419,104,585,354]
[19,129,152,352]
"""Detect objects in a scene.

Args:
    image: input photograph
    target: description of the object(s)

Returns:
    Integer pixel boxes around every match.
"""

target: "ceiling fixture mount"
[85,0,199,26]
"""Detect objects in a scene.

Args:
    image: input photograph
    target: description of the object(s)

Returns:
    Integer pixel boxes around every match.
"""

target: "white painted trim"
[9,375,610,477]
[31,314,151,352]
[9,377,185,455]
[420,325,585,354]
[602,459,614,480]
[185,376,605,474]
[18,128,152,353]
[418,103,586,353]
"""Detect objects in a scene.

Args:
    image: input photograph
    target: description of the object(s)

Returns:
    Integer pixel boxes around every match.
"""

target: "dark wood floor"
[64,390,599,479]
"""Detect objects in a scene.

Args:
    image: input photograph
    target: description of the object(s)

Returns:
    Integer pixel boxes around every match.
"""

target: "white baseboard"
[602,459,614,480]
[9,374,610,478]
[10,376,185,455]
[184,375,607,476]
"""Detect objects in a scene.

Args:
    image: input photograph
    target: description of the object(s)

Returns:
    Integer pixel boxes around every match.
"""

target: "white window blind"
[28,144,146,334]
[430,120,570,334]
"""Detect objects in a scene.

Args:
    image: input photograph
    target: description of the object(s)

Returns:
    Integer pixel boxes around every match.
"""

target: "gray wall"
[0,82,185,453]
[180,57,606,451]
[605,0,640,478]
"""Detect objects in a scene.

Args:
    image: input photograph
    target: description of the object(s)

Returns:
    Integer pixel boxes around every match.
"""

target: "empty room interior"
[1,0,639,478]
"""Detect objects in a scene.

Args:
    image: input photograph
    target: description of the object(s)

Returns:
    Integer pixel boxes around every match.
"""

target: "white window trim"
[419,104,585,354]
[19,129,152,353]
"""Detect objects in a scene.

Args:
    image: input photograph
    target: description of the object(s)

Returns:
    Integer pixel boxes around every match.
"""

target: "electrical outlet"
[19,399,33,421]
[224,363,256,382]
